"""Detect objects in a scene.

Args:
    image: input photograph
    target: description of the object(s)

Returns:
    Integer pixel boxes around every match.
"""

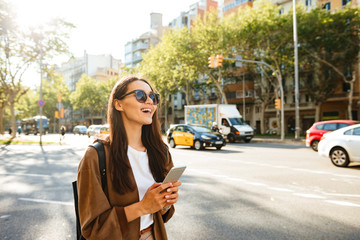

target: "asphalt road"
[0,134,359,240]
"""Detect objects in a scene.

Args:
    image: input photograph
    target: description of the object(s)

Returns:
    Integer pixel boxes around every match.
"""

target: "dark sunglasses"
[119,89,160,105]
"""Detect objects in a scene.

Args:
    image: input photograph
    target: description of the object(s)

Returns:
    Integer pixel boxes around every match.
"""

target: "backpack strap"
[89,142,107,190]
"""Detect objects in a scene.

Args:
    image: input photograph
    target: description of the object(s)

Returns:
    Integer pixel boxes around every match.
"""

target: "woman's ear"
[114,100,124,111]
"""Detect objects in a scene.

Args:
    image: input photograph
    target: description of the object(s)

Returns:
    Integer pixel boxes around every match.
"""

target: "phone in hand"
[161,165,186,192]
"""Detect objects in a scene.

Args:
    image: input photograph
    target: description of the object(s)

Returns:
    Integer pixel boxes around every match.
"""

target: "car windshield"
[229,118,246,125]
[191,126,212,133]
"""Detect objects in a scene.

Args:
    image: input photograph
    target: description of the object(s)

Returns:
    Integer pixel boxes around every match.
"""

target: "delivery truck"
[184,104,254,143]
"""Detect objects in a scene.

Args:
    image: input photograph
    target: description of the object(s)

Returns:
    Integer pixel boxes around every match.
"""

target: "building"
[220,0,253,17]
[124,13,167,67]
[55,51,122,129]
[56,51,122,91]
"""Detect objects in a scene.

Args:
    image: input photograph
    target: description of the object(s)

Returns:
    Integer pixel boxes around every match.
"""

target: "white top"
[127,145,154,230]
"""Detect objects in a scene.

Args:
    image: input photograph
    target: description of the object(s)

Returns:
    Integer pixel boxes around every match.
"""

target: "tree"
[298,6,360,120]
[70,74,108,124]
[0,1,73,136]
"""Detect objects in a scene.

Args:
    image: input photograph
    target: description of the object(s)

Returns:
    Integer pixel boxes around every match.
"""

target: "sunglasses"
[119,89,160,105]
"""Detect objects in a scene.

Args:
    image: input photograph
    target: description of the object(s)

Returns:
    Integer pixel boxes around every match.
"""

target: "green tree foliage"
[0,0,74,136]
[70,74,108,117]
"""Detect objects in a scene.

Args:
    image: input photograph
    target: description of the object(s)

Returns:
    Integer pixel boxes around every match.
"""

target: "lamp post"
[293,0,300,140]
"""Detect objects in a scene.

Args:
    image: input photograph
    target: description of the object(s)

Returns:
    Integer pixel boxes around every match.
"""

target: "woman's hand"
[161,181,182,214]
[140,182,173,214]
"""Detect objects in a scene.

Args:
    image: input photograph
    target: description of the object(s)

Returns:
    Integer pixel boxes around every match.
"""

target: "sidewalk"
[252,136,305,145]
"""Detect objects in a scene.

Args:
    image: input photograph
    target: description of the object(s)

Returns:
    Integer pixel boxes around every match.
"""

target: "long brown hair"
[107,76,169,194]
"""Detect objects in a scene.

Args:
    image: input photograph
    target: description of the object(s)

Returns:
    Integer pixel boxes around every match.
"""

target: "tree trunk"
[315,103,321,122]
[0,106,4,134]
[347,78,354,120]
[9,92,16,138]
[260,102,267,134]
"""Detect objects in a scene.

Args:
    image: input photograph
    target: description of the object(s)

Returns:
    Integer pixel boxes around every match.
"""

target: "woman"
[77,76,181,239]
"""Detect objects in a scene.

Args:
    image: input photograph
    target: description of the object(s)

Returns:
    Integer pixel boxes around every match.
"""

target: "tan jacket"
[77,144,175,240]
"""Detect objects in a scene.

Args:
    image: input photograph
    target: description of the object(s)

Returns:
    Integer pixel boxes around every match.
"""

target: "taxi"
[167,124,225,150]
[99,124,110,135]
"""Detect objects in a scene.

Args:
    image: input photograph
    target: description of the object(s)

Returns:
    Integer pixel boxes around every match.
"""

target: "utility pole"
[39,40,43,145]
[293,0,300,140]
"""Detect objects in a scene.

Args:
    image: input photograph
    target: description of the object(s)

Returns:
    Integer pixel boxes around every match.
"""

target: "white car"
[318,124,360,167]
[86,125,102,138]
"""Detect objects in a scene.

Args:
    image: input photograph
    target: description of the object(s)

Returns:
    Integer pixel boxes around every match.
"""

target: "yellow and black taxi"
[167,124,225,150]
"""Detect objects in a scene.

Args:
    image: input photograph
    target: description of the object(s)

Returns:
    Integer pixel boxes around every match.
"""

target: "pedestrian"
[76,76,181,239]
[17,126,22,136]
[8,127,12,135]
[60,126,66,143]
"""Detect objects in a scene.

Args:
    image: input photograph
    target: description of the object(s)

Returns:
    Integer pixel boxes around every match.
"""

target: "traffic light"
[275,98,281,109]
[60,108,64,118]
[208,56,215,68]
[216,55,223,67]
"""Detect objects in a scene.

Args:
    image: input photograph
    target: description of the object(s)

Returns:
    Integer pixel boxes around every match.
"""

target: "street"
[1,134,360,240]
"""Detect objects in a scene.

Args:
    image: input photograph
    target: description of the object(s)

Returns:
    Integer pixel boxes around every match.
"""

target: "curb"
[252,138,305,145]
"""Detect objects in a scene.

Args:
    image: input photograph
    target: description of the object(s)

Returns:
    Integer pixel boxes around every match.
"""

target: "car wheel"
[330,147,350,167]
[228,134,235,143]
[194,140,202,150]
[169,139,176,148]
[216,146,222,150]
[311,140,319,152]
[244,139,251,143]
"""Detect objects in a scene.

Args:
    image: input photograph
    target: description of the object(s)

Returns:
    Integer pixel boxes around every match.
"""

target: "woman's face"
[115,80,158,127]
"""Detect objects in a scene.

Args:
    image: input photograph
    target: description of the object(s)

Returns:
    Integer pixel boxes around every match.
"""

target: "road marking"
[0,215,10,219]
[0,172,51,178]
[293,193,326,199]
[268,187,294,192]
[18,198,73,206]
[324,200,360,207]
[321,192,360,198]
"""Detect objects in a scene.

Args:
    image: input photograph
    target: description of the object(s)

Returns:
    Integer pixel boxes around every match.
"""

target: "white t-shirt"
[127,145,154,230]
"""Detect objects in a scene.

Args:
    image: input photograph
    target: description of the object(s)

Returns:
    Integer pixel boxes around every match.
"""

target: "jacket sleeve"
[77,147,129,240]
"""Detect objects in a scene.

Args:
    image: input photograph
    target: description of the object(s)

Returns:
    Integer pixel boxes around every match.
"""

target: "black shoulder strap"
[90,142,107,190]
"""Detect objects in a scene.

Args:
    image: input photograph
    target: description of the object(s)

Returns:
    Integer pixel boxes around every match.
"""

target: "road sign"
[37,99,45,107]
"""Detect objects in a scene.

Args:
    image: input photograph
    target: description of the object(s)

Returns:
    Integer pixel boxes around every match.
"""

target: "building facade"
[124,13,166,67]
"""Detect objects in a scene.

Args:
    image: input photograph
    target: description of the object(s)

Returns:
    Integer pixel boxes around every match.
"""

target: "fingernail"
[167,188,171,192]
[165,195,169,198]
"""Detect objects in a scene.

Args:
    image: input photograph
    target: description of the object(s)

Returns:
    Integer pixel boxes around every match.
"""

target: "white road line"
[293,193,326,199]
[18,198,73,206]
[268,187,294,192]
[324,200,360,207]
[0,215,11,219]
[321,192,360,198]
[0,172,51,178]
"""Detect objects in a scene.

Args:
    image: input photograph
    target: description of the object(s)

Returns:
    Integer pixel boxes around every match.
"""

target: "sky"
[11,0,198,87]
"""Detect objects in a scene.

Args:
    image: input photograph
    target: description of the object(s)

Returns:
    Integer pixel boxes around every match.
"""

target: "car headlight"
[201,135,211,140]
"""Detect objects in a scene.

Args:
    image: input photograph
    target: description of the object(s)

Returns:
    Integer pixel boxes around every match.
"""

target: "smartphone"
[161,165,186,192]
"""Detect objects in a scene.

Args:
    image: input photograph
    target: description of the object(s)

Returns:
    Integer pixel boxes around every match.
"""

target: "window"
[322,2,331,10]
[353,127,360,136]
[316,124,324,130]
[323,123,337,131]
[338,123,350,129]
[306,0,311,6]
[342,0,351,6]
[344,129,352,135]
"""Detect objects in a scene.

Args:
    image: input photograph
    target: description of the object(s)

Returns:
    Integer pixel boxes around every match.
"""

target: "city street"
[0,134,359,239]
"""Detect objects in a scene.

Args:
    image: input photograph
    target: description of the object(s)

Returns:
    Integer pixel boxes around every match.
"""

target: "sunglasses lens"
[135,90,147,103]
[149,93,159,105]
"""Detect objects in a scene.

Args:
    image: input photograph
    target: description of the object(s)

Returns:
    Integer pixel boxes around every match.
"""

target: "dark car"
[306,120,358,151]
[73,125,87,135]
[167,124,226,150]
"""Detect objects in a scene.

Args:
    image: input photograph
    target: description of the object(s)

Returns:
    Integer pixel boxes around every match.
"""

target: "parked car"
[305,120,358,151]
[73,125,87,135]
[87,125,102,138]
[167,124,225,150]
[318,124,360,167]
[100,124,110,135]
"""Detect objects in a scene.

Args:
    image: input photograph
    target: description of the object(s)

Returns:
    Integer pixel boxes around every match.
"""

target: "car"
[305,120,358,151]
[167,124,226,150]
[318,124,360,167]
[100,124,110,135]
[86,125,102,138]
[73,125,87,135]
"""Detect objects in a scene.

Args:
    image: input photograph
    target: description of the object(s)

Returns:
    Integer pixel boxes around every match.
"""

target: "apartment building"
[124,13,166,67]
